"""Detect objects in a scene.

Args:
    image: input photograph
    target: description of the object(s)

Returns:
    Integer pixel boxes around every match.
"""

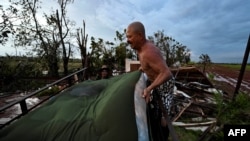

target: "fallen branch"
[172,100,192,122]
[173,120,216,127]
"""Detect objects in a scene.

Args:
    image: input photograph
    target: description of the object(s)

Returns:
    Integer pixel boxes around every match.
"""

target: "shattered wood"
[170,66,229,136]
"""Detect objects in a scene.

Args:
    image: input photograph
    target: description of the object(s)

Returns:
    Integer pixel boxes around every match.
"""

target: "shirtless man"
[126,21,173,103]
[126,21,175,141]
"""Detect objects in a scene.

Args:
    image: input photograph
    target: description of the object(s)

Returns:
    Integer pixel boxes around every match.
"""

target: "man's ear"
[139,31,143,36]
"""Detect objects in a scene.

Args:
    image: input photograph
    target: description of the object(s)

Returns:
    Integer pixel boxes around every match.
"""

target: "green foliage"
[173,126,203,141]
[0,1,23,45]
[208,130,224,141]
[174,92,250,141]
[209,93,250,140]
[199,54,211,73]
[207,73,215,81]
[37,86,60,97]
[148,30,191,66]
[0,56,51,92]
[215,93,250,124]
[1,0,191,79]
[88,30,129,76]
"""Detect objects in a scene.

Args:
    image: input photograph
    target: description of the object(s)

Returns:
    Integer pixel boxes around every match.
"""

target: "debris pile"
[170,67,229,133]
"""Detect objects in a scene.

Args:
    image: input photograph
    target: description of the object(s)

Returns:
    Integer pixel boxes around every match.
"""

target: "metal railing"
[0,67,87,129]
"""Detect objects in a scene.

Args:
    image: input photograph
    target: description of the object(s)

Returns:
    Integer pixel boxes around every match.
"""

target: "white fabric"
[134,73,149,141]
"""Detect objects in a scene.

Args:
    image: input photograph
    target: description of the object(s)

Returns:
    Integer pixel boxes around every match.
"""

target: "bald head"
[126,21,147,49]
[127,21,146,38]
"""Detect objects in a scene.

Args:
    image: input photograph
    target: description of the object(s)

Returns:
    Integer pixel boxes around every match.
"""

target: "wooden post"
[233,35,250,100]
[20,100,28,114]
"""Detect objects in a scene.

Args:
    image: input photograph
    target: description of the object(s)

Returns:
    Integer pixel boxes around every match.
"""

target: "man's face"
[101,70,108,77]
[126,27,138,49]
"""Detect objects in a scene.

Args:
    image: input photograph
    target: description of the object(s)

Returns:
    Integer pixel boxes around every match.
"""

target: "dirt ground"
[202,64,250,97]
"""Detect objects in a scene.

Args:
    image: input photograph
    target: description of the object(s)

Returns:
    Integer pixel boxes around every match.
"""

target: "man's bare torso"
[138,41,168,81]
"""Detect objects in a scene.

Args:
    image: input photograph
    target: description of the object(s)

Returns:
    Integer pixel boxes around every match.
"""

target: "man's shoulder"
[146,43,161,53]
[146,41,155,47]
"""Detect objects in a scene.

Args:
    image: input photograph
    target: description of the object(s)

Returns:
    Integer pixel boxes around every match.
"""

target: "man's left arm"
[146,65,172,92]
[142,54,172,102]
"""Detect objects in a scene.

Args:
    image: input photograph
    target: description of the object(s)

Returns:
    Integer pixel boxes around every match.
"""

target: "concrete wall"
[125,59,140,72]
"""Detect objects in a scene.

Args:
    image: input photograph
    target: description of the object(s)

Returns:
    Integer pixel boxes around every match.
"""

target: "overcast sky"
[1,0,250,63]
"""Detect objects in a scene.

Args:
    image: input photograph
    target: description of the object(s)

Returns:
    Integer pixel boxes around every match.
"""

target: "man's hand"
[142,88,151,103]
[138,66,143,72]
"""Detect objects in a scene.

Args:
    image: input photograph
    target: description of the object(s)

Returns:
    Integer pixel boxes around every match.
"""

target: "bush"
[37,86,60,97]
[209,93,250,140]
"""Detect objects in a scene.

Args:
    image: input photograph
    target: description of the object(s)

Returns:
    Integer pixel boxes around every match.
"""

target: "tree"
[75,20,90,80]
[86,29,130,78]
[88,37,108,78]
[113,30,129,71]
[148,30,191,66]
[1,0,76,77]
[24,0,60,77]
[55,0,75,76]
[199,54,211,73]
[0,3,21,44]
[76,20,88,68]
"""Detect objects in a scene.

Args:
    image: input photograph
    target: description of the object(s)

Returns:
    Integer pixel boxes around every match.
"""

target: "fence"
[0,67,87,129]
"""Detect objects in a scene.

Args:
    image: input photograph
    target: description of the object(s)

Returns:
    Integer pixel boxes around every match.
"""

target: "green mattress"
[0,71,147,141]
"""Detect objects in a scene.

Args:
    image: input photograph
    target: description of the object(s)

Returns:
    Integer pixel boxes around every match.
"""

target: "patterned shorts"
[148,77,175,117]
[155,77,175,115]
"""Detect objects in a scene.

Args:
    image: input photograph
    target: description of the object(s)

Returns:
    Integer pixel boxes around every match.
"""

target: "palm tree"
[199,54,211,73]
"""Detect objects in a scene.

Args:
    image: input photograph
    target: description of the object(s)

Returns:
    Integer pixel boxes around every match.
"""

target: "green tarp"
[0,71,142,141]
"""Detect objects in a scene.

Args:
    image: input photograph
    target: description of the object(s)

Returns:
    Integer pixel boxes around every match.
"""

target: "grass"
[211,92,250,140]
[58,60,82,73]
[172,126,203,141]
[215,93,250,125]
[217,63,250,71]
